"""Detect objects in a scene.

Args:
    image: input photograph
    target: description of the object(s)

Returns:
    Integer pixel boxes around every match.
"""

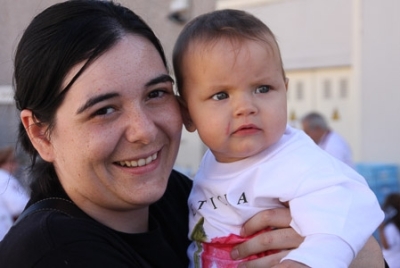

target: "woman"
[0,0,385,267]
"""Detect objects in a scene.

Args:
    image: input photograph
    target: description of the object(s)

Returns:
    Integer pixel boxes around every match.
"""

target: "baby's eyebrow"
[76,93,119,114]
[145,74,174,87]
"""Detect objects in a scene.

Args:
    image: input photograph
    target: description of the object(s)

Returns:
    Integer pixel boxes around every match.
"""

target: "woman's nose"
[125,108,157,144]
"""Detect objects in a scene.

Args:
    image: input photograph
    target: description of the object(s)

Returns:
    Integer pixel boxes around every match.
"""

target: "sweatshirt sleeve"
[282,234,353,268]
[281,171,384,267]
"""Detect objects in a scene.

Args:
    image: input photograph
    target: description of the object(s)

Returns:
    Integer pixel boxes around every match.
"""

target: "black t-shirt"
[0,170,192,268]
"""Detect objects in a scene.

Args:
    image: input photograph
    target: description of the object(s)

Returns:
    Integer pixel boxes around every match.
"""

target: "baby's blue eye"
[255,85,270,93]
[212,92,228,100]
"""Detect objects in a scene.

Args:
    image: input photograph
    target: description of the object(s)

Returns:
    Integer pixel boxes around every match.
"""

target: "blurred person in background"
[301,111,354,168]
[168,0,190,24]
[379,193,400,268]
[0,146,29,239]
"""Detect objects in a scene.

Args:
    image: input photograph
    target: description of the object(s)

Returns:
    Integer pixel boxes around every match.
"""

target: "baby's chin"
[213,147,269,163]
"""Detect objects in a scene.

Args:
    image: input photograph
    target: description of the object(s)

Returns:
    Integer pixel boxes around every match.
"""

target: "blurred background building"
[1,0,399,198]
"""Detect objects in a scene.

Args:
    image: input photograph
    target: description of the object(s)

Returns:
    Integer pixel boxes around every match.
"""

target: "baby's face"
[181,37,288,163]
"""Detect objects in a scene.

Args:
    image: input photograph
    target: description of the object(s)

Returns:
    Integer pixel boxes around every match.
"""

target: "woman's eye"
[255,85,270,94]
[212,92,228,100]
[148,90,165,99]
[93,107,115,116]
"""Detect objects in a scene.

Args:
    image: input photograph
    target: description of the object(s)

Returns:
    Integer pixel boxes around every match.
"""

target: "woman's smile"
[117,152,158,167]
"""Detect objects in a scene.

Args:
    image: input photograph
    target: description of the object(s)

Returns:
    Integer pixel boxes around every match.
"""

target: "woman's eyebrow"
[76,92,119,114]
[145,74,174,87]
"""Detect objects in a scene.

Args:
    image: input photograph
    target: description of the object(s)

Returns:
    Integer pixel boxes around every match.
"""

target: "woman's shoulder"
[0,210,82,263]
[0,209,134,267]
[152,169,192,215]
[167,169,193,194]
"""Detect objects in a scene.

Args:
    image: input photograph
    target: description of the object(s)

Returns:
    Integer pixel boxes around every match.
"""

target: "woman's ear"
[20,110,55,162]
[177,96,196,132]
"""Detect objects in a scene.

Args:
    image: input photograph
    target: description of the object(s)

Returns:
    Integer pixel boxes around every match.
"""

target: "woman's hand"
[231,207,305,268]
[232,207,386,268]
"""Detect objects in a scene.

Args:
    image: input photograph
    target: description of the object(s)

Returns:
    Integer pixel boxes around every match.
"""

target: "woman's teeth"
[119,152,157,167]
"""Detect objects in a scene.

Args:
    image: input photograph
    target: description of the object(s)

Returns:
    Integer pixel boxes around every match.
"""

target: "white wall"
[357,0,400,164]
[236,0,352,70]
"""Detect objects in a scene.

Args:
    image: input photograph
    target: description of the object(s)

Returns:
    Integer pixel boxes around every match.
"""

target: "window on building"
[296,81,303,100]
[323,79,331,99]
[339,78,348,99]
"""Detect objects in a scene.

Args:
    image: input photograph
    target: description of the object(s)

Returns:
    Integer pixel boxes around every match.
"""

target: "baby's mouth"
[118,152,157,167]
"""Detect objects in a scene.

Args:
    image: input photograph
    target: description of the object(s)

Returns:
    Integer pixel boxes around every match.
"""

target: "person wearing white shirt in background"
[0,147,29,240]
[379,193,400,268]
[301,112,354,168]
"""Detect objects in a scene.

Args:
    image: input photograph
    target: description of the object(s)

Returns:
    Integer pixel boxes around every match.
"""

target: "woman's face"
[46,35,182,218]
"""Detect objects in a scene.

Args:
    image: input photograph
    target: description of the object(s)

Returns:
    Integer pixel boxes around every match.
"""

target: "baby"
[173,9,383,268]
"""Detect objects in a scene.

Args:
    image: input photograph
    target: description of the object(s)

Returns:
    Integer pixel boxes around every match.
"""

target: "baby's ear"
[176,96,196,132]
[285,77,289,91]
[20,109,55,162]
